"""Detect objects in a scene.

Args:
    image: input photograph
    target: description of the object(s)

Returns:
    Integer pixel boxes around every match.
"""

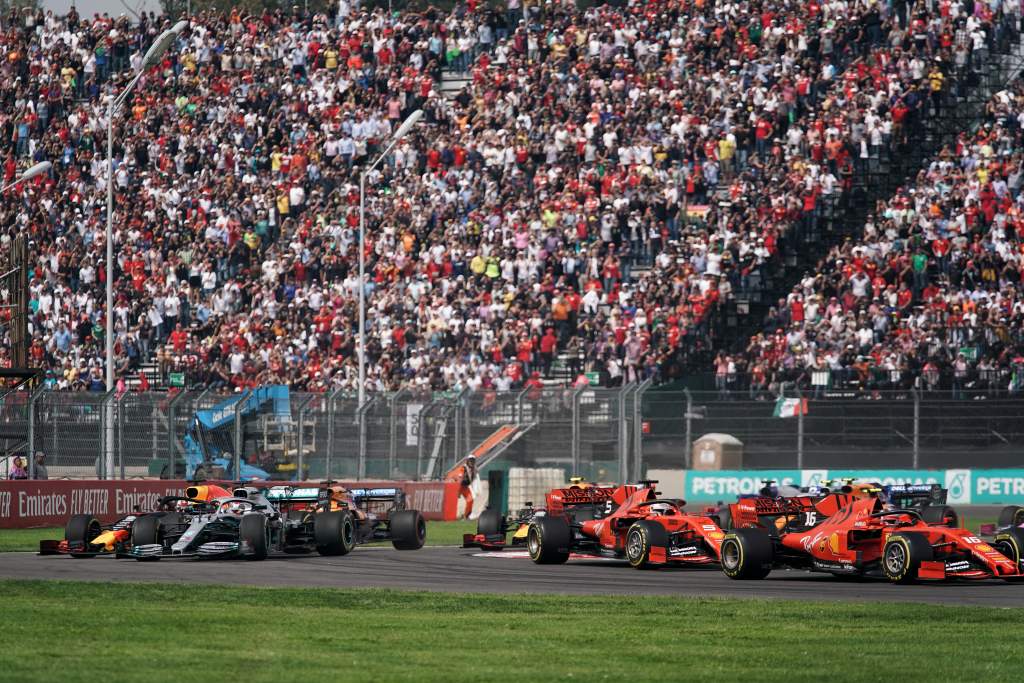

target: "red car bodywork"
[462,484,621,551]
[519,484,726,567]
[723,493,1024,581]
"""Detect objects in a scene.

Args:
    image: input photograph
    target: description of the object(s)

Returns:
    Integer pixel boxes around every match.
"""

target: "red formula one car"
[522,481,726,568]
[720,490,1024,583]
[462,478,617,551]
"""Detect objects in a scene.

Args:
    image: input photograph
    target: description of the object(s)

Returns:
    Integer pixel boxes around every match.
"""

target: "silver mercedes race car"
[127,484,425,560]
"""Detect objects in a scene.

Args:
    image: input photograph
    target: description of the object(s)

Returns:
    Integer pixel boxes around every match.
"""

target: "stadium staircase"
[440,69,471,100]
[715,32,1024,357]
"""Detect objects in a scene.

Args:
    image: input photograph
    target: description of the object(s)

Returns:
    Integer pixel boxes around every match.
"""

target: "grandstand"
[0,1,1021,402]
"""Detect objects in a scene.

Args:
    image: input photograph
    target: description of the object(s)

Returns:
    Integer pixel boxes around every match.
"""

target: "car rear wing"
[264,486,325,502]
[883,483,947,506]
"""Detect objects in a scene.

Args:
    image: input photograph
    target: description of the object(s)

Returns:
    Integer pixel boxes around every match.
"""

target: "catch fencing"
[2,384,1024,481]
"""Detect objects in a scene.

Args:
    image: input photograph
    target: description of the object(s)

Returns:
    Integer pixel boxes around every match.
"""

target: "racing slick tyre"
[720,528,773,579]
[66,515,102,558]
[477,508,505,537]
[882,532,934,583]
[997,506,1024,529]
[315,510,357,556]
[922,505,959,528]
[390,510,427,550]
[527,516,571,564]
[130,514,164,559]
[626,520,669,569]
[239,513,269,560]
[993,527,1024,569]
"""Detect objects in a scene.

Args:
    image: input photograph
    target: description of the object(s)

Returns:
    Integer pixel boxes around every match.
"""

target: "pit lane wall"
[677,469,1024,505]
[0,480,461,528]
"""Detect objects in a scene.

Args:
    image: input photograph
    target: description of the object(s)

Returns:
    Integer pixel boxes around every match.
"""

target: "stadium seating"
[0,2,1020,394]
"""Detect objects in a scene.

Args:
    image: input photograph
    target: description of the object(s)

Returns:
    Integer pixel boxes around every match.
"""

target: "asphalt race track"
[2,547,1023,607]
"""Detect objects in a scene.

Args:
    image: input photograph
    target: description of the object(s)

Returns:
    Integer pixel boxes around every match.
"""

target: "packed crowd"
[0,1,1020,394]
[732,80,1024,398]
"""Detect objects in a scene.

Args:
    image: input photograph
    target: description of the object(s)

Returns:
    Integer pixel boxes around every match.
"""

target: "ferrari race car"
[462,477,615,551]
[124,484,425,560]
[719,489,1024,583]
[712,480,958,530]
[39,484,234,558]
[521,481,726,568]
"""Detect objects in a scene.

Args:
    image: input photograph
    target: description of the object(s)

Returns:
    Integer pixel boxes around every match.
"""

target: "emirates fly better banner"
[0,480,463,528]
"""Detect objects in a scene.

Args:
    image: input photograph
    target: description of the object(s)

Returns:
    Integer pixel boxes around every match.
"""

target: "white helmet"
[222,501,248,515]
[648,503,674,517]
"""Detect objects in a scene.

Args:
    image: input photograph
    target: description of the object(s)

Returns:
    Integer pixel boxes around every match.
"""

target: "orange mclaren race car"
[39,484,232,558]
[720,488,1024,582]
[519,481,726,568]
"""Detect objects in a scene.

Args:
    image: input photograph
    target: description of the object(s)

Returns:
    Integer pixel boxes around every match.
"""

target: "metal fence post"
[117,392,128,479]
[912,387,920,469]
[388,388,406,478]
[633,379,652,481]
[166,390,189,479]
[232,390,251,479]
[795,384,805,470]
[102,390,117,479]
[326,387,344,480]
[296,394,316,481]
[453,388,470,460]
[516,386,530,423]
[683,388,693,469]
[356,396,377,480]
[571,386,584,476]
[618,384,637,483]
[463,390,472,459]
[27,386,43,479]
[416,399,441,481]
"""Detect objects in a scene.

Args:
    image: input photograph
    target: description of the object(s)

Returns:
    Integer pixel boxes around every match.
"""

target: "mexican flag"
[773,397,808,418]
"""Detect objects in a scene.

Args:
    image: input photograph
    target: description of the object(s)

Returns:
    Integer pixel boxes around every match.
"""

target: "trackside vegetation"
[0,580,1018,683]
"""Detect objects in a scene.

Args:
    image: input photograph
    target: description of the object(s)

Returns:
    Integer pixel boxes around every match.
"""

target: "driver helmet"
[648,503,674,517]
[223,500,248,515]
[175,499,191,512]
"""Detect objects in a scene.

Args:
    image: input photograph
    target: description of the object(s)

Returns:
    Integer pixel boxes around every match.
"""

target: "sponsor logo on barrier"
[0,480,460,528]
[688,472,798,497]
[410,488,444,514]
[683,470,967,503]
[976,475,1024,498]
[20,491,69,517]
[801,470,828,489]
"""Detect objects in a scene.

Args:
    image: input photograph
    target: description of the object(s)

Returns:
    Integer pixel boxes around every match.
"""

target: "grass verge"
[0,580,1019,682]
[0,520,477,552]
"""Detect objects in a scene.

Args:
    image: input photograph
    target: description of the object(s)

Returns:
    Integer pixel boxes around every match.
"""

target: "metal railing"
[3,384,1024,481]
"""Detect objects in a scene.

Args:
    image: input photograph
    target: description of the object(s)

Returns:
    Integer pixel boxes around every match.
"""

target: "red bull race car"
[719,488,1024,583]
[513,481,726,568]
[39,484,233,558]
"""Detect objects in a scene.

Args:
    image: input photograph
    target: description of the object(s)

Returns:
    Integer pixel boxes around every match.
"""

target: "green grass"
[0,580,1019,682]
[0,520,477,552]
